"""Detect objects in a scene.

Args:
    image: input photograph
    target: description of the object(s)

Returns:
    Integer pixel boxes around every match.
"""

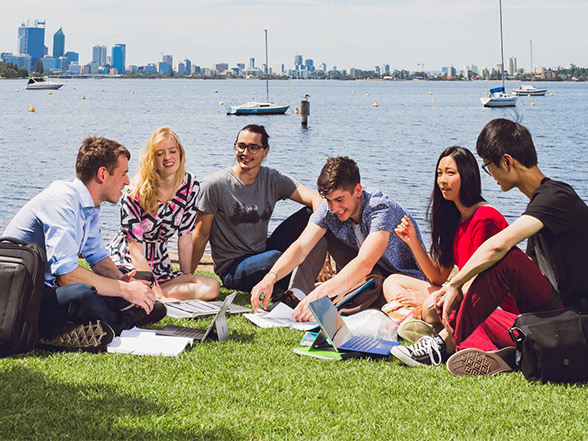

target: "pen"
[427,294,445,309]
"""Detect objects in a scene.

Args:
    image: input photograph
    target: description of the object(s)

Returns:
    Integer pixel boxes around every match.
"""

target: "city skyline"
[2,0,587,72]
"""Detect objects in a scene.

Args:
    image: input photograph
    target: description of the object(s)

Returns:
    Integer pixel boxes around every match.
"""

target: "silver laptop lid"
[308,296,353,348]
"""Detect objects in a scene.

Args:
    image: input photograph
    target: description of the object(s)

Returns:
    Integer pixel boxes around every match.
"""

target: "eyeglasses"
[481,159,494,176]
[234,142,265,154]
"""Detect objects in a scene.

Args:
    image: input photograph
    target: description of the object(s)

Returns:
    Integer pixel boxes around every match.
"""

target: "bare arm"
[191,210,214,273]
[289,184,322,211]
[127,240,152,272]
[295,230,390,321]
[394,215,452,285]
[177,233,193,273]
[250,222,326,311]
[56,259,155,313]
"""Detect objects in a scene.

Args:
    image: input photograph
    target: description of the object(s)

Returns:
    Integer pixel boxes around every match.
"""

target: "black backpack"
[0,237,46,356]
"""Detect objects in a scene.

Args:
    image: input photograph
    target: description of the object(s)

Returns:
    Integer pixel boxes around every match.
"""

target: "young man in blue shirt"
[250,156,425,320]
[3,136,164,347]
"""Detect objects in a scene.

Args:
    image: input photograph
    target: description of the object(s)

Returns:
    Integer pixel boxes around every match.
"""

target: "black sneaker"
[121,301,167,327]
[391,335,449,367]
[39,320,115,353]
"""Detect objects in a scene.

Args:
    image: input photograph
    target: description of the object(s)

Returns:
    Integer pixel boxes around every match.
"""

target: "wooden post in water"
[300,96,310,128]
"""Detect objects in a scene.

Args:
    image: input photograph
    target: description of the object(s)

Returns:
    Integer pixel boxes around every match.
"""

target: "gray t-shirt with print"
[198,166,299,276]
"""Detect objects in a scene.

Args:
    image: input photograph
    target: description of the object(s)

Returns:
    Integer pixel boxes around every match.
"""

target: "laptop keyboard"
[167,299,221,314]
[344,336,379,351]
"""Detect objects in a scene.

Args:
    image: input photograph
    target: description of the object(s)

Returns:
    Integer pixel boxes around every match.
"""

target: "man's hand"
[122,280,156,314]
[292,291,322,322]
[434,284,463,333]
[250,274,276,312]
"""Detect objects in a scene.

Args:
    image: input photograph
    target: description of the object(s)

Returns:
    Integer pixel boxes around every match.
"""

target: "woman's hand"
[394,215,417,245]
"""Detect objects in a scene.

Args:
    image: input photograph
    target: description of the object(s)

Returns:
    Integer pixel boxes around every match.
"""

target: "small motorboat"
[227,101,289,115]
[26,77,63,90]
[512,85,547,96]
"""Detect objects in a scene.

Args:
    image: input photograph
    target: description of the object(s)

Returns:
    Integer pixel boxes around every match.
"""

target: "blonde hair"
[131,127,187,215]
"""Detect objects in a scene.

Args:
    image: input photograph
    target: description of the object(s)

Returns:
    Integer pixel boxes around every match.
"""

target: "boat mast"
[499,0,505,90]
[264,29,269,102]
[529,40,533,85]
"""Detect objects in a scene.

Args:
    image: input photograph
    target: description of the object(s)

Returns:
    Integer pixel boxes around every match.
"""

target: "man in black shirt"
[392,118,588,374]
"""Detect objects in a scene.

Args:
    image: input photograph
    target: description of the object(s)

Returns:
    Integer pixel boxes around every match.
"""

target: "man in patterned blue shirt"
[251,156,425,321]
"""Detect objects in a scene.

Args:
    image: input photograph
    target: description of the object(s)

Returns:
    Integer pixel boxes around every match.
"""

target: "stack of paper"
[107,327,193,356]
[244,302,318,331]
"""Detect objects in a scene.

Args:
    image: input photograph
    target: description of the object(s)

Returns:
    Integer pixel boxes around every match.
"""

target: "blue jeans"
[221,207,318,293]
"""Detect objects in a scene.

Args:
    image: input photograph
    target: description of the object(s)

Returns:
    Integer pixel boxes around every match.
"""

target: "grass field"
[1,279,587,441]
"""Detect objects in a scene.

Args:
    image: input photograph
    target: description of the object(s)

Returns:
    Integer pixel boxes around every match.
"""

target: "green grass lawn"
[1,277,587,441]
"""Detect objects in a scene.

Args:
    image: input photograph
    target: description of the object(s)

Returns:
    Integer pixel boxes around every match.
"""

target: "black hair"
[476,118,537,168]
[237,124,270,147]
[428,146,485,268]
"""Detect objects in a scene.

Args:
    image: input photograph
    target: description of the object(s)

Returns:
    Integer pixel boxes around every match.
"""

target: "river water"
[1,78,586,248]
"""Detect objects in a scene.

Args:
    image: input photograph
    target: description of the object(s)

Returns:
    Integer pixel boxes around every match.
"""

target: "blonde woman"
[109,127,220,301]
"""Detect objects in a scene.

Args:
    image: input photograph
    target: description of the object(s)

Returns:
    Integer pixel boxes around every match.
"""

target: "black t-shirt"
[524,178,588,310]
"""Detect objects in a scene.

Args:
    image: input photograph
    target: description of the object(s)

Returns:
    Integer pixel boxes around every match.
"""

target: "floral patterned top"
[108,173,199,282]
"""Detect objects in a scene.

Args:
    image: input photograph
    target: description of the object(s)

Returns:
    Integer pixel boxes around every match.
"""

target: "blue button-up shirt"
[311,188,426,280]
[3,178,109,286]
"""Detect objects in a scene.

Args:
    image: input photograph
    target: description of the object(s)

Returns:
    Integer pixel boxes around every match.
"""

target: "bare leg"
[159,274,220,301]
[383,274,441,307]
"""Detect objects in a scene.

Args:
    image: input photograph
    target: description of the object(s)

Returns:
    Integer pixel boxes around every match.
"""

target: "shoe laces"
[409,336,443,365]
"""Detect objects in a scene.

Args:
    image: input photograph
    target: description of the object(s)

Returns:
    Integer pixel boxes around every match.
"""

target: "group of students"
[3,118,587,377]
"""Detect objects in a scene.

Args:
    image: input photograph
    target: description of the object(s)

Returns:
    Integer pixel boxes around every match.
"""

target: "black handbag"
[508,308,588,383]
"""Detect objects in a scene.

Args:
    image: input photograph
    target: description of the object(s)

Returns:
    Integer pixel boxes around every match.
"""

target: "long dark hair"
[427,146,485,268]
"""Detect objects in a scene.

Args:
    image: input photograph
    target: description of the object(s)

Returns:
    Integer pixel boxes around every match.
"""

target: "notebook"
[158,292,237,342]
[307,296,399,356]
[165,293,251,318]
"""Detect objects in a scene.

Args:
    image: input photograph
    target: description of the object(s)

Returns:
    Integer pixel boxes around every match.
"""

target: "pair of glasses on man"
[234,142,266,154]
[481,159,493,175]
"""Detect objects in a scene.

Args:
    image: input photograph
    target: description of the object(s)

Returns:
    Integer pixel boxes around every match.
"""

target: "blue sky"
[2,0,587,71]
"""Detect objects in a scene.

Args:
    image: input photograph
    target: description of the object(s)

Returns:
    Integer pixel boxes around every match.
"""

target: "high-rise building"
[53,27,65,58]
[162,54,173,66]
[215,63,229,73]
[18,20,46,65]
[249,58,255,69]
[294,54,303,69]
[304,59,314,71]
[92,45,107,66]
[112,44,126,73]
[508,56,517,76]
[184,58,192,75]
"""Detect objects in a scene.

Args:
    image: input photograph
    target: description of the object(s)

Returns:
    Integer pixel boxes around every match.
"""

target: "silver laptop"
[165,292,251,318]
[308,296,399,356]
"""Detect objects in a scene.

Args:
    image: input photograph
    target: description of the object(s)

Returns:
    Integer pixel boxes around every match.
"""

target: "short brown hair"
[75,136,130,183]
[317,156,360,196]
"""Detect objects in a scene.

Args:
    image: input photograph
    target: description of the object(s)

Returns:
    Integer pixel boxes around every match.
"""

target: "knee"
[202,277,220,300]
[383,274,404,300]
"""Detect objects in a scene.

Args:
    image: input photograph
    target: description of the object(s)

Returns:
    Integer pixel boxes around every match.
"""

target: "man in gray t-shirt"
[191,124,321,293]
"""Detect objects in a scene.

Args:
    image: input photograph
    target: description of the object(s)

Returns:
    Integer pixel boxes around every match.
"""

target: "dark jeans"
[221,207,313,293]
[39,283,133,337]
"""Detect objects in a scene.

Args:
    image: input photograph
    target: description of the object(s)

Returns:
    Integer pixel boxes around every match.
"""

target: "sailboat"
[512,40,547,96]
[227,30,290,115]
[480,0,517,108]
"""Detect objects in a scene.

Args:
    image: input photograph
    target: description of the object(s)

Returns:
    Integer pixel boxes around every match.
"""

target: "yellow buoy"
[292,88,295,92]
[395,90,398,93]
[372,101,378,107]
[432,98,436,103]
[219,101,224,106]
[81,95,86,100]
[429,91,432,95]
[29,106,35,112]
[550,93,554,96]
[352,90,355,94]
[531,102,535,106]
[253,91,257,95]
[131,90,134,94]
[48,91,52,95]
[16,89,19,92]
[365,93,369,97]
[578,92,582,96]
[287,88,290,91]
[101,89,105,92]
